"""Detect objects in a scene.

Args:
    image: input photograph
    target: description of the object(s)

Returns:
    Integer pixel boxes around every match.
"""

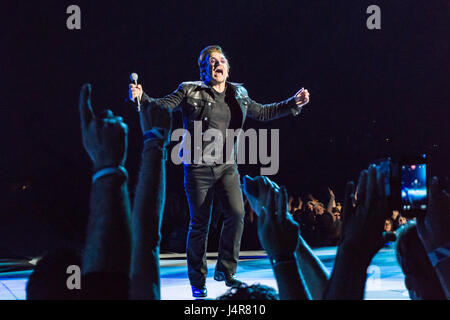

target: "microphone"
[130,72,141,111]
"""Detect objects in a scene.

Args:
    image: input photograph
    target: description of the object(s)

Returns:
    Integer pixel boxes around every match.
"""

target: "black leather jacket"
[141,81,303,165]
[141,81,303,131]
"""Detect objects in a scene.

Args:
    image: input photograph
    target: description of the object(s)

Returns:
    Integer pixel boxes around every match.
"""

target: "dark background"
[1,0,448,257]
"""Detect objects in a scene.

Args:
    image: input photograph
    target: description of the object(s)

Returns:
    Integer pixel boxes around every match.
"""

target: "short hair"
[217,283,279,300]
[198,45,230,82]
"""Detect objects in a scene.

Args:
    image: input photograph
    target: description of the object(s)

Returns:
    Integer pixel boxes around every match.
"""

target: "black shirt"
[202,87,232,164]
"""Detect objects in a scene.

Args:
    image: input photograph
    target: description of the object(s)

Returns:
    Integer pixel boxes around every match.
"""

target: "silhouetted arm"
[323,243,369,299]
[78,84,132,298]
[271,254,310,300]
[243,175,311,300]
[416,177,450,299]
[83,176,131,276]
[129,102,172,300]
[324,166,392,299]
[295,235,330,299]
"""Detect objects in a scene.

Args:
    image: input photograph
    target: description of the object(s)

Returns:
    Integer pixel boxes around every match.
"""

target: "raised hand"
[243,175,300,256]
[328,187,335,199]
[138,99,173,147]
[242,175,269,217]
[288,195,294,212]
[324,165,393,300]
[79,83,128,170]
[307,193,317,203]
[416,177,450,253]
[416,177,450,298]
[296,196,303,210]
[294,88,310,107]
[339,165,392,266]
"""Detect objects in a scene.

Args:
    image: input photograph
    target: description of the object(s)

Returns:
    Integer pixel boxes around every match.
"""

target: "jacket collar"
[199,81,244,90]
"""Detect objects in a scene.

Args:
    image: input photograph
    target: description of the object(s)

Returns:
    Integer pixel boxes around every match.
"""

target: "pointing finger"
[79,83,94,129]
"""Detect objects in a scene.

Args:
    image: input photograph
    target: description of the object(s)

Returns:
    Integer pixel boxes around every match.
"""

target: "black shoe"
[191,285,207,298]
[214,270,243,287]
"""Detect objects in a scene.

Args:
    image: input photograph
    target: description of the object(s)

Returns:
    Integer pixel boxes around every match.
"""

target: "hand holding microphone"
[128,73,172,144]
[129,73,143,111]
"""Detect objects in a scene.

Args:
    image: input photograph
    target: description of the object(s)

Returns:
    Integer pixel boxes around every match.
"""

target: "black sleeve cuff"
[288,96,303,117]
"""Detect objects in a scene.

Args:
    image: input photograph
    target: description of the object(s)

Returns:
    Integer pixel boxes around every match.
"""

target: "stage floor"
[0,246,409,300]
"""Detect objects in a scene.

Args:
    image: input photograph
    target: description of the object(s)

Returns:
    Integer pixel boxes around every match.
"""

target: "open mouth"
[214,68,224,76]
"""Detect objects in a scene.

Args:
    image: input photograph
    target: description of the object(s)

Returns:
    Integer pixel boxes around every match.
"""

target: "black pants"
[184,163,245,287]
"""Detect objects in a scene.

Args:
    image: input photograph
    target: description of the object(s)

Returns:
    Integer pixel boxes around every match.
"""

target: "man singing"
[129,45,310,298]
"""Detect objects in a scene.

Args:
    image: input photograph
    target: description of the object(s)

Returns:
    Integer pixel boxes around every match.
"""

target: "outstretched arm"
[243,175,311,300]
[129,100,173,300]
[130,83,185,111]
[79,84,132,298]
[245,87,310,121]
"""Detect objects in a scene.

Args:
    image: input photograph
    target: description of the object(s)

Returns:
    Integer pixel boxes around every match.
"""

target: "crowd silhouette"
[25,84,450,300]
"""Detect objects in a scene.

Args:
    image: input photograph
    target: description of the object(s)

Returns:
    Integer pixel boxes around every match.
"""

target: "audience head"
[332,207,341,220]
[26,248,82,300]
[217,283,279,300]
[395,222,446,300]
[392,210,400,219]
[398,216,407,226]
[313,202,325,215]
[384,219,394,232]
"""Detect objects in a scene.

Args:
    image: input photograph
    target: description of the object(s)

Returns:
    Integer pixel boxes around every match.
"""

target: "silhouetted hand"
[243,175,274,217]
[79,83,128,170]
[139,101,172,147]
[340,165,392,266]
[416,177,450,253]
[243,175,300,256]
